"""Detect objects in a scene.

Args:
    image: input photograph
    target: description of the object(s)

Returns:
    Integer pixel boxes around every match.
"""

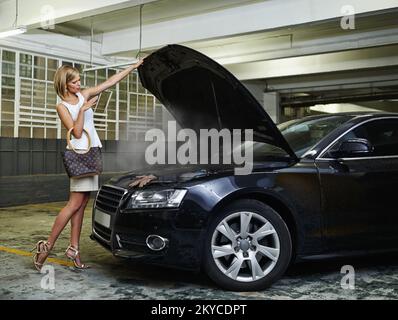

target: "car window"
[324,118,398,158]
[278,115,353,157]
[214,115,353,160]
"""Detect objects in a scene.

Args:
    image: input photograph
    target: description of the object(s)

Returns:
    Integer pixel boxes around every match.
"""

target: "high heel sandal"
[65,245,90,269]
[32,240,50,272]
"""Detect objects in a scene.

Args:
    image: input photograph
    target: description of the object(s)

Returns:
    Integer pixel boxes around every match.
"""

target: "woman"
[32,59,146,271]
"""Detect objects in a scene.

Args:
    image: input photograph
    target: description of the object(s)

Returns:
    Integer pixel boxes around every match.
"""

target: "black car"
[91,45,398,291]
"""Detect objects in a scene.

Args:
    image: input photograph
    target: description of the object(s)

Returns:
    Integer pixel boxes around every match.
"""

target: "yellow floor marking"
[0,245,74,267]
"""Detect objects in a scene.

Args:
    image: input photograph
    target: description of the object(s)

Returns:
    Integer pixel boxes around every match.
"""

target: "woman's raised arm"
[81,59,144,100]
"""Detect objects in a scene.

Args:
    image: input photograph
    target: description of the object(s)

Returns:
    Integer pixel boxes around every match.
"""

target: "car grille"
[93,185,127,243]
[95,185,127,214]
[93,222,112,241]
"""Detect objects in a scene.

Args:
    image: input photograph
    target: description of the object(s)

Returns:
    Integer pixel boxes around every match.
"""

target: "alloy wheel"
[211,211,280,283]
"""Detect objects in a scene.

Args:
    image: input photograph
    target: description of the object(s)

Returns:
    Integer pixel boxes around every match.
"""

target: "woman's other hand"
[80,96,98,112]
[129,174,157,188]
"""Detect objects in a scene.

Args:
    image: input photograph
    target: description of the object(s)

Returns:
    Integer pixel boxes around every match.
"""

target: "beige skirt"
[70,175,99,192]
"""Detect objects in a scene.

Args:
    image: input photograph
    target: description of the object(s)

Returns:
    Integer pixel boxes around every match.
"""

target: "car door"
[315,117,398,251]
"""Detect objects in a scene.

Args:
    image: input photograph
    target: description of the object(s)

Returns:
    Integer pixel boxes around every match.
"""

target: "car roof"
[297,112,398,122]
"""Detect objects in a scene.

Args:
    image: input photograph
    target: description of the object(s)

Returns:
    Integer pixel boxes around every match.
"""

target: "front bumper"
[91,185,205,270]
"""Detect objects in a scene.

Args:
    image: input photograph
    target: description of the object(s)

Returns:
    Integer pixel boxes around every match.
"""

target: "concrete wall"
[0,137,152,207]
[0,173,117,207]
[0,137,149,177]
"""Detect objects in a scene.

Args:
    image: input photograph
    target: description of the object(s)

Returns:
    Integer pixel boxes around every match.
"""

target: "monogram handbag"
[61,128,103,178]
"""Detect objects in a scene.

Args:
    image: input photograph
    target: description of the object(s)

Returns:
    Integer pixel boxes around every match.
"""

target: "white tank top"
[60,92,102,150]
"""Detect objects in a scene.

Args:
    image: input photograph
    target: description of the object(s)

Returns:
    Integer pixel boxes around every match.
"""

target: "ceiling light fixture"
[0,26,26,39]
[0,0,26,39]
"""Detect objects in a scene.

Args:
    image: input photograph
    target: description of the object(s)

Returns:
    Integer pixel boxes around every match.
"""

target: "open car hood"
[138,44,297,160]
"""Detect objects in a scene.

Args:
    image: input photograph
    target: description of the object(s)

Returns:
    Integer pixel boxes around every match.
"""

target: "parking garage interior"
[1,0,398,300]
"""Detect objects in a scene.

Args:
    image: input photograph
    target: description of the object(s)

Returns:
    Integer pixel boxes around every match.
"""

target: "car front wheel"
[203,199,292,291]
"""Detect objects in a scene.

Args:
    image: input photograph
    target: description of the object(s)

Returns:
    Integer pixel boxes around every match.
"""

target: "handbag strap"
[66,127,92,154]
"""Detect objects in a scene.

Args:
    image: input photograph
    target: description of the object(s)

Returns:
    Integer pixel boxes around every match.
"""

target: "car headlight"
[127,189,187,209]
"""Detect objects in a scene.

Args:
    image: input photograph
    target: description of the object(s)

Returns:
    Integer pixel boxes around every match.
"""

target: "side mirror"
[337,138,373,158]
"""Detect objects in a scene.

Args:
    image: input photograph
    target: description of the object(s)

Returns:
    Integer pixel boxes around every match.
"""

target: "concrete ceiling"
[51,0,263,36]
[30,0,398,63]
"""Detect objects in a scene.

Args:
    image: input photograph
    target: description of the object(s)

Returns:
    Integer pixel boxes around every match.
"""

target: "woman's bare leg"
[35,192,86,265]
[68,192,90,266]
[70,192,90,248]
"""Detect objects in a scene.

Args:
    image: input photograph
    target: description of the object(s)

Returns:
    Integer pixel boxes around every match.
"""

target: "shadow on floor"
[101,251,398,290]
[287,251,398,276]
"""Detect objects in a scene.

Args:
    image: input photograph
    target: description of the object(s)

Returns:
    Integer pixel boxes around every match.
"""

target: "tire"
[203,199,292,291]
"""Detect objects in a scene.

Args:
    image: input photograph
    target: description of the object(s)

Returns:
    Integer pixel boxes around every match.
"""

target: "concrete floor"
[1,200,398,300]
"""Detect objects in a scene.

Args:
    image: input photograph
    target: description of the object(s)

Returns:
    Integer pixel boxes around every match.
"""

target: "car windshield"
[232,115,354,161]
[206,115,355,164]
[276,115,354,157]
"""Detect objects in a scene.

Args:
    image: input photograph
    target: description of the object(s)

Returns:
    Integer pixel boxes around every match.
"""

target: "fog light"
[146,235,168,251]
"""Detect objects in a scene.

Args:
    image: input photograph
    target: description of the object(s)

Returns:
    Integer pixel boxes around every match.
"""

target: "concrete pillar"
[242,81,264,107]
[263,92,280,124]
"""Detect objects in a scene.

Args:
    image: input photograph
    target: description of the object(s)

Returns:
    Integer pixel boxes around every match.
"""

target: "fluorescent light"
[0,26,27,39]
[310,103,381,114]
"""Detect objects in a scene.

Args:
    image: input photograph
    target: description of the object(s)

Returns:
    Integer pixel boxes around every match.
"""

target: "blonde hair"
[53,65,80,100]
